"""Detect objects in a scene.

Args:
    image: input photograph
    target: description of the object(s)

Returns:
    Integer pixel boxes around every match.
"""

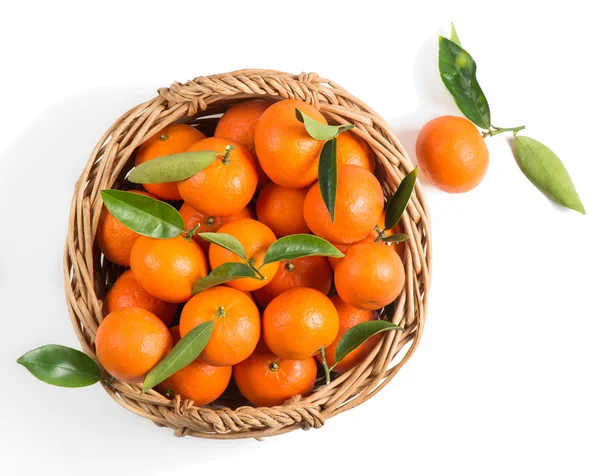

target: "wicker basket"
[64,69,432,439]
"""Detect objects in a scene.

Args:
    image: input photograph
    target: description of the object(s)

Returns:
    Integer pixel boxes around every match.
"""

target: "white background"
[1,1,599,475]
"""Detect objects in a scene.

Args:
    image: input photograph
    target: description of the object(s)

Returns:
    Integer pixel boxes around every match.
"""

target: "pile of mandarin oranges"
[95,99,408,408]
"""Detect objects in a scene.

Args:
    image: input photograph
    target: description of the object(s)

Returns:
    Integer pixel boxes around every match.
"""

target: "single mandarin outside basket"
[64,70,432,439]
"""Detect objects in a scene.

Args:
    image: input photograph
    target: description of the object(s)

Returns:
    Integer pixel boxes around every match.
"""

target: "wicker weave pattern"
[64,70,432,439]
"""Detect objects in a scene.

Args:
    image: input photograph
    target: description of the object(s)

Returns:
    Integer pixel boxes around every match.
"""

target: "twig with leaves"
[439,23,585,214]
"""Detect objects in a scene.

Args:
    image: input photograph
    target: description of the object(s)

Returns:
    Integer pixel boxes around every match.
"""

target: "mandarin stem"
[320,347,331,384]
[483,125,525,138]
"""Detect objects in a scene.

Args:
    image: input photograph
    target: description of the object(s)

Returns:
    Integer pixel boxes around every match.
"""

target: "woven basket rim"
[64,69,432,439]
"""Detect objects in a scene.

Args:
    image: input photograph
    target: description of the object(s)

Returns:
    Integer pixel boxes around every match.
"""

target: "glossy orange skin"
[304,165,384,244]
[336,131,376,172]
[208,219,279,291]
[255,99,326,188]
[233,350,317,407]
[253,256,333,308]
[103,270,177,326]
[160,326,232,405]
[318,295,381,373]
[179,286,260,366]
[328,212,405,269]
[334,242,405,310]
[416,115,489,193]
[214,99,270,190]
[262,287,339,360]
[179,202,253,253]
[130,236,208,303]
[96,307,172,383]
[96,190,156,267]
[255,182,310,237]
[135,124,206,200]
[177,137,258,216]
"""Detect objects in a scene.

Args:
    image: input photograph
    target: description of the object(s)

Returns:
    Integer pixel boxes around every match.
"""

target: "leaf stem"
[247,258,266,280]
[221,144,234,165]
[320,346,331,384]
[483,125,525,138]
[373,225,385,242]
[184,223,201,241]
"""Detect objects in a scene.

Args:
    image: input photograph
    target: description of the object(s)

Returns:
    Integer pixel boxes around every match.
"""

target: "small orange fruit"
[130,235,208,303]
[328,212,405,270]
[233,349,317,407]
[177,137,258,216]
[135,124,206,200]
[336,131,376,172]
[304,165,384,244]
[255,182,310,237]
[416,115,489,193]
[160,326,232,405]
[96,307,172,383]
[96,190,156,267]
[179,286,260,366]
[334,242,405,310]
[255,99,326,188]
[253,256,333,308]
[262,287,339,360]
[103,270,177,326]
[214,99,270,189]
[208,218,279,292]
[319,296,381,373]
[179,202,253,253]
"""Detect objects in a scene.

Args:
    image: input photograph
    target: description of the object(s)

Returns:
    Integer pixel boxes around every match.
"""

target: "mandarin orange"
[96,307,172,383]
[255,99,326,188]
[234,350,317,407]
[255,182,310,237]
[135,124,206,200]
[160,326,232,405]
[179,202,253,253]
[318,296,381,373]
[336,130,376,172]
[177,137,258,216]
[416,115,489,193]
[304,165,384,244]
[96,190,156,267]
[103,270,177,326]
[130,235,208,303]
[214,99,270,189]
[262,287,339,360]
[253,256,332,308]
[208,219,279,292]
[179,286,260,366]
[334,242,404,310]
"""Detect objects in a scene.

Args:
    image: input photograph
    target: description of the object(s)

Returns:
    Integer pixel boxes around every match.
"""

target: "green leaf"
[319,138,338,223]
[335,321,403,364]
[438,36,492,129]
[514,136,585,214]
[128,151,217,184]
[382,233,408,243]
[198,232,247,260]
[100,190,184,239]
[262,234,344,266]
[17,345,101,388]
[192,262,258,294]
[295,108,354,141]
[385,168,418,230]
[142,321,214,393]
[450,22,462,46]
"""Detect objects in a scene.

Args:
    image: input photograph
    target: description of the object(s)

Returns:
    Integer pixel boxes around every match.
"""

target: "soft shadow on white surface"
[0,86,265,475]
[388,32,459,173]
